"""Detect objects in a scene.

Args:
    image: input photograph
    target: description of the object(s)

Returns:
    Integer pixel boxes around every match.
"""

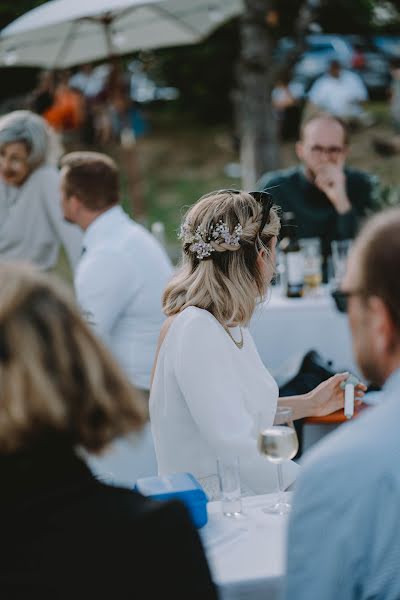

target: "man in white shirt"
[60,151,173,394]
[308,60,371,125]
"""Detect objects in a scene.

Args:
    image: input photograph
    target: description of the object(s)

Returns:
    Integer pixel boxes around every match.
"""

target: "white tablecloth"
[249,285,359,385]
[202,493,289,599]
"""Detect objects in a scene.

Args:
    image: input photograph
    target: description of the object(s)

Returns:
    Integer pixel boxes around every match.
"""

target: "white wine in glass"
[258,426,298,463]
[258,407,299,514]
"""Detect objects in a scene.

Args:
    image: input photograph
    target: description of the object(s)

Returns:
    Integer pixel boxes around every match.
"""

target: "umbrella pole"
[101,17,146,221]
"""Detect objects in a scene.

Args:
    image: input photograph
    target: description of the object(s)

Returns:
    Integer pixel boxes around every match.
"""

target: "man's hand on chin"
[314,164,351,215]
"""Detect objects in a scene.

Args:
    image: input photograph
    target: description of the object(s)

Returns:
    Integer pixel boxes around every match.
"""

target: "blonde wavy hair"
[163,190,280,325]
[0,263,146,454]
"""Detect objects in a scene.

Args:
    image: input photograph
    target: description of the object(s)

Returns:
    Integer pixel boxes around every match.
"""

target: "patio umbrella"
[0,0,243,69]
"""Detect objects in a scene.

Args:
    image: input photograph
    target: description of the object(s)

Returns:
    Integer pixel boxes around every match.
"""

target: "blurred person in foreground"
[258,114,379,278]
[60,151,172,398]
[284,208,400,600]
[0,262,216,600]
[0,110,82,272]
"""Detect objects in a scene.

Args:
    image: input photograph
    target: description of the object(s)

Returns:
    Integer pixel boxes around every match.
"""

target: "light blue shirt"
[284,368,400,600]
[75,205,172,390]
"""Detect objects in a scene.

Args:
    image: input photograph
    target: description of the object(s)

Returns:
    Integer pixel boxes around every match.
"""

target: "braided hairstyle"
[163,190,280,325]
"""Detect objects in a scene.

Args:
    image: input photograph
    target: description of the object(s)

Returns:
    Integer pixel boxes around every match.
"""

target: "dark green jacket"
[258,165,379,260]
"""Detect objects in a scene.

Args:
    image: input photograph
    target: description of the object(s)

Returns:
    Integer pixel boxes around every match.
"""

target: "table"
[249,286,363,450]
[201,493,289,599]
[249,285,359,386]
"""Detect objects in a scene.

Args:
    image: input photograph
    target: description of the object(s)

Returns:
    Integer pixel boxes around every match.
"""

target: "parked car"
[373,35,400,60]
[344,35,391,97]
[288,34,390,97]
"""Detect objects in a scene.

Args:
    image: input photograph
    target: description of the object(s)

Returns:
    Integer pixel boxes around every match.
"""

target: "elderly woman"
[150,189,366,495]
[0,262,216,599]
[0,110,81,271]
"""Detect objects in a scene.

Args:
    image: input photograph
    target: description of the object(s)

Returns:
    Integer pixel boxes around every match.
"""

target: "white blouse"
[0,165,82,270]
[150,306,299,495]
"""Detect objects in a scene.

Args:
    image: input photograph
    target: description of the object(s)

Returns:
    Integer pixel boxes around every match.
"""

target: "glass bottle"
[279,212,304,298]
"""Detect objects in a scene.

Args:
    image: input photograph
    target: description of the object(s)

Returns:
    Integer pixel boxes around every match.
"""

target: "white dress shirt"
[150,306,299,495]
[308,70,368,118]
[75,205,172,390]
[0,164,82,270]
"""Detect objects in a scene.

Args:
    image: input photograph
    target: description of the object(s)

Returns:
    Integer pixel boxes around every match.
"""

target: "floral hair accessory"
[179,220,243,260]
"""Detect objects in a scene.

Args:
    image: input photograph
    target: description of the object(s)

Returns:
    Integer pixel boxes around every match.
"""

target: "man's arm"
[75,250,137,340]
[314,164,351,215]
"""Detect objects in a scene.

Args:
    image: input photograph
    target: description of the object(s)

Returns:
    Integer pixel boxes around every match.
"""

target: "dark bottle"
[279,212,304,298]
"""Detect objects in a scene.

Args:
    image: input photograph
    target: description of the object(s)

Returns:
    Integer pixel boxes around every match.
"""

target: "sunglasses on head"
[215,189,273,234]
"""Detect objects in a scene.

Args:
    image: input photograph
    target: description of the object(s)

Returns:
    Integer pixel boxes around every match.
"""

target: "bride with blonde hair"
[150,189,365,494]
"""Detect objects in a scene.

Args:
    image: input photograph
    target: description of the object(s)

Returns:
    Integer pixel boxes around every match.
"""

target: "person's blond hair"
[163,190,280,325]
[0,263,146,454]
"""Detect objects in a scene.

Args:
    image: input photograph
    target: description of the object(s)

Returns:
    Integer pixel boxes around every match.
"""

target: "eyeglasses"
[213,189,273,234]
[331,289,363,313]
[310,145,345,159]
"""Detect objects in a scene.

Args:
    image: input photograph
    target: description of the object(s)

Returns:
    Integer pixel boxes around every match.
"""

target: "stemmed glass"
[258,407,299,515]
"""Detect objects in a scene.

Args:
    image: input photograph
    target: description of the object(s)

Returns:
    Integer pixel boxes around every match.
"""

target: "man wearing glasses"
[284,208,400,599]
[258,114,379,278]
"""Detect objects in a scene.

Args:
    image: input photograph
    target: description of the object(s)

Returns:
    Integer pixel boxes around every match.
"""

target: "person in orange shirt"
[43,71,85,132]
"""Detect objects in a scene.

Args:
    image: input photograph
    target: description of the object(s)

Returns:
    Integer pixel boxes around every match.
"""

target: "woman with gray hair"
[0,110,81,271]
[150,189,366,495]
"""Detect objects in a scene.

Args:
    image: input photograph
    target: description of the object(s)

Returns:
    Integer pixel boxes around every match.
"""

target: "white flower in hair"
[212,220,243,246]
[179,219,242,260]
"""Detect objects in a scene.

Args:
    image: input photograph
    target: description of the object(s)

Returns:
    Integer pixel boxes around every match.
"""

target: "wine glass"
[258,407,299,515]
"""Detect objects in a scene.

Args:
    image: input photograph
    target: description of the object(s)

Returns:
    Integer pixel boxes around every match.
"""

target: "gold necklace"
[224,325,244,349]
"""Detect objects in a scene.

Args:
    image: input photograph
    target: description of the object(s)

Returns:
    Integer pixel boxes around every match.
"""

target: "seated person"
[150,189,365,496]
[284,208,400,600]
[0,110,82,272]
[258,114,379,278]
[0,262,216,599]
[307,59,372,127]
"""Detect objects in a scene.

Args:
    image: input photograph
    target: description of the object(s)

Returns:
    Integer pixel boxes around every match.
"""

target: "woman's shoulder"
[162,307,223,352]
[172,307,222,336]
[26,163,59,189]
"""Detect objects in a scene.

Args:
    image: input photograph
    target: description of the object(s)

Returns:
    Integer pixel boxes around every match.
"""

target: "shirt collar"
[83,205,128,251]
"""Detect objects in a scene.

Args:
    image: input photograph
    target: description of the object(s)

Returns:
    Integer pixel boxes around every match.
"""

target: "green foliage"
[148,20,240,125]
[319,0,375,33]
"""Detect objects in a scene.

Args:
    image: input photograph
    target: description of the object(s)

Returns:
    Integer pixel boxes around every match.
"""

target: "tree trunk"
[238,0,325,189]
[238,0,279,189]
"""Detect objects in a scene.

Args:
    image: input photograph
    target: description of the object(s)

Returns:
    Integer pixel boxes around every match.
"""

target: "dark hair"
[60,151,119,210]
[357,209,400,333]
[329,59,342,70]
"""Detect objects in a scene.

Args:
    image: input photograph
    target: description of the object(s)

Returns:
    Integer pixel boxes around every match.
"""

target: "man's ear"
[69,194,83,211]
[369,296,395,353]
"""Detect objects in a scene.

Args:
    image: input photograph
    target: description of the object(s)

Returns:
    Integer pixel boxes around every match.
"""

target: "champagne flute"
[258,407,298,515]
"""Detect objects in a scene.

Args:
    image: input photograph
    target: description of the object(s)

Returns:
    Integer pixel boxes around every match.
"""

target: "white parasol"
[0,0,242,68]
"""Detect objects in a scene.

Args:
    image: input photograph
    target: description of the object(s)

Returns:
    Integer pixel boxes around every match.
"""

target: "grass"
[126,102,399,239]
[56,101,400,278]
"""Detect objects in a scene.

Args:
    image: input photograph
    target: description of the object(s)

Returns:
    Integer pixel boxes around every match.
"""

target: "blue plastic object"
[135,472,208,528]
